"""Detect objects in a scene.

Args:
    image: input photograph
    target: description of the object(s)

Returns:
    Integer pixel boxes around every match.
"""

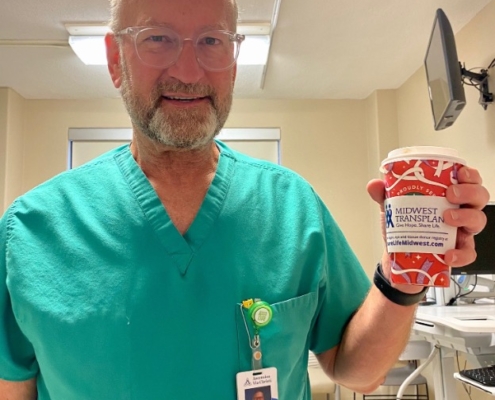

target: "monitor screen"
[452,203,495,275]
[424,9,466,130]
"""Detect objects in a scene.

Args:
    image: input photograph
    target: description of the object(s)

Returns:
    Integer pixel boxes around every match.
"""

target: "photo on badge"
[245,385,271,400]
[236,368,278,400]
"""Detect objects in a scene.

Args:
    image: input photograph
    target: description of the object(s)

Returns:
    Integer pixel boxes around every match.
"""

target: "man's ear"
[106,33,123,88]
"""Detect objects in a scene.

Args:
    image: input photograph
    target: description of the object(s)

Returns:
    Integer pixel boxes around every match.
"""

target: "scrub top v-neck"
[116,142,234,275]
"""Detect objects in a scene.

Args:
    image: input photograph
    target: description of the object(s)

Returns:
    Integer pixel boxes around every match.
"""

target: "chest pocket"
[236,292,318,400]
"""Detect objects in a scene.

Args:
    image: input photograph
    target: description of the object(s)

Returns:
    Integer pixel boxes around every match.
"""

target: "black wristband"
[373,263,428,306]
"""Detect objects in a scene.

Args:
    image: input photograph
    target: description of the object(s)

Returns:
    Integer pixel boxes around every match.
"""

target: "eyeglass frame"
[115,26,246,72]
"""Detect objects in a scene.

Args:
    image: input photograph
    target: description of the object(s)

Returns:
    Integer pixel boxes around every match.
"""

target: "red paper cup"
[380,146,465,287]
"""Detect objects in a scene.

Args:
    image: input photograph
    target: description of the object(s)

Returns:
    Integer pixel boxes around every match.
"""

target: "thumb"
[367,178,388,243]
[367,179,386,211]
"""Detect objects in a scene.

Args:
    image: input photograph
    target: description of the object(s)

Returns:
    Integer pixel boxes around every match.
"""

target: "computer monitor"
[452,203,495,276]
[436,203,495,304]
[424,8,466,131]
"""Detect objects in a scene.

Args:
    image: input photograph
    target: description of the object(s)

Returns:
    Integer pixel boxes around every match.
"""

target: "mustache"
[150,79,216,106]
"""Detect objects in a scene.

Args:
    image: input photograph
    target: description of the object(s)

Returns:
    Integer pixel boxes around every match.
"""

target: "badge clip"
[240,298,273,370]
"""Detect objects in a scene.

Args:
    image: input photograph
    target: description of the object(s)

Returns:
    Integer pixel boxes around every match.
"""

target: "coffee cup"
[380,146,465,287]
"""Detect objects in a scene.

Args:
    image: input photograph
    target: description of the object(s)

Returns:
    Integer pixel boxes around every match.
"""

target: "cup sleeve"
[0,207,39,381]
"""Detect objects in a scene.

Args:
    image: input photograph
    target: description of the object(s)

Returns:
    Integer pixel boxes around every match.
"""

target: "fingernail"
[451,210,459,220]
[453,186,461,198]
[451,254,458,264]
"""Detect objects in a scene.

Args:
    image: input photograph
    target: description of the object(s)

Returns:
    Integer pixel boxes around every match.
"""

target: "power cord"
[447,275,478,305]
[396,345,439,400]
[456,351,473,400]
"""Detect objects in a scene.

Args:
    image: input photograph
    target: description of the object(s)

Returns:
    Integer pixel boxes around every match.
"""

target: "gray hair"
[109,0,239,33]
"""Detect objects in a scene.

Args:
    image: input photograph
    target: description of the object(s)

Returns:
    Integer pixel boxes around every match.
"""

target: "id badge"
[236,367,278,400]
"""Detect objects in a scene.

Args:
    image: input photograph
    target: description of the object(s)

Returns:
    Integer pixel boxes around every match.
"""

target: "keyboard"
[459,366,495,387]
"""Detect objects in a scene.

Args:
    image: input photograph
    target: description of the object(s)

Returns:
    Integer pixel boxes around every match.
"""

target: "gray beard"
[120,61,232,150]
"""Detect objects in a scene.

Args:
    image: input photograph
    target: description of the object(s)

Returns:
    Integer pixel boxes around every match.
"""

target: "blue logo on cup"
[386,204,394,228]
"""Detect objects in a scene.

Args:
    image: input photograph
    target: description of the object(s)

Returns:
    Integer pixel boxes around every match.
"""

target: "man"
[0,0,489,399]
[252,390,267,400]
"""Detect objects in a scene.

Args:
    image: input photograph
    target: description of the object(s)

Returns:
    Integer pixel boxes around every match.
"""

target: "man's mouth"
[162,95,210,103]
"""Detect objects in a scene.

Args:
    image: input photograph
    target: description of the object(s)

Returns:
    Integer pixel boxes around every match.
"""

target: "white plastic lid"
[381,146,465,168]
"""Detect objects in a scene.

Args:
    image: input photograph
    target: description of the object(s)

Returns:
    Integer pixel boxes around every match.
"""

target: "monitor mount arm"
[460,63,494,110]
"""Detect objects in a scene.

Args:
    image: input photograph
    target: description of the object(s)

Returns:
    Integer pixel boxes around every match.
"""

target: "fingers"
[444,233,476,267]
[445,165,489,235]
[443,207,488,235]
[443,166,489,268]
[445,208,484,268]
[457,166,483,185]
[446,167,490,210]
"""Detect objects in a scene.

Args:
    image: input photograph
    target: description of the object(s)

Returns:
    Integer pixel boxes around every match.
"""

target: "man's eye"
[149,36,165,42]
[202,37,221,45]
[143,35,173,43]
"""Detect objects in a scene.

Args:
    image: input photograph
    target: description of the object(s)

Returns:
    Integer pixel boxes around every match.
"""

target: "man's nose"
[166,40,205,84]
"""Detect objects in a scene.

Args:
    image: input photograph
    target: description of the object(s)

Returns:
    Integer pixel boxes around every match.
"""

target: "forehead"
[121,0,233,32]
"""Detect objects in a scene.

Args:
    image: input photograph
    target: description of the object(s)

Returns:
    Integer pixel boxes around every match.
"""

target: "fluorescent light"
[238,35,270,66]
[69,36,107,66]
[67,24,271,67]
[237,23,271,36]
[65,24,111,36]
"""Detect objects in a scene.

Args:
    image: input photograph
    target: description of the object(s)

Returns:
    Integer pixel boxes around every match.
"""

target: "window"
[68,128,281,169]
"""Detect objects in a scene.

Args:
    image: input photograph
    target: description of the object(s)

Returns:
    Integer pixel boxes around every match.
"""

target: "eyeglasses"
[116,26,245,71]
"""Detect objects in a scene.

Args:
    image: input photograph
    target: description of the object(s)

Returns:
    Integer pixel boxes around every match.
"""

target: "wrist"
[373,263,428,306]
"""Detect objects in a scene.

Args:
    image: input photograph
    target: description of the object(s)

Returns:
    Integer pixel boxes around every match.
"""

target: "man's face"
[253,392,265,400]
[113,0,237,150]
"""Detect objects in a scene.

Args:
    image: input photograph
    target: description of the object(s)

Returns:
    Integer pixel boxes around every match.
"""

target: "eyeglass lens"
[134,27,240,71]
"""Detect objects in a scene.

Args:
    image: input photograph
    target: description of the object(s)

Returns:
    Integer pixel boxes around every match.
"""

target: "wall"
[365,90,401,263]
[0,87,24,214]
[0,89,7,213]
[4,89,24,209]
[21,99,129,190]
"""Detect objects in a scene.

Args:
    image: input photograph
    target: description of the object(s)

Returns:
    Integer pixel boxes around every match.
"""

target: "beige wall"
[21,99,129,191]
[5,89,24,209]
[0,89,7,212]
[0,87,24,213]
[364,90,401,263]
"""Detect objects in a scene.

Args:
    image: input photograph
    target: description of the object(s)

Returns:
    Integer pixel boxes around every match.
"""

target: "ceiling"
[0,0,491,100]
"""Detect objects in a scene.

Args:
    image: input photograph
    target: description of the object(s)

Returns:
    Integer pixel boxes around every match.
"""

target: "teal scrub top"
[0,141,371,399]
